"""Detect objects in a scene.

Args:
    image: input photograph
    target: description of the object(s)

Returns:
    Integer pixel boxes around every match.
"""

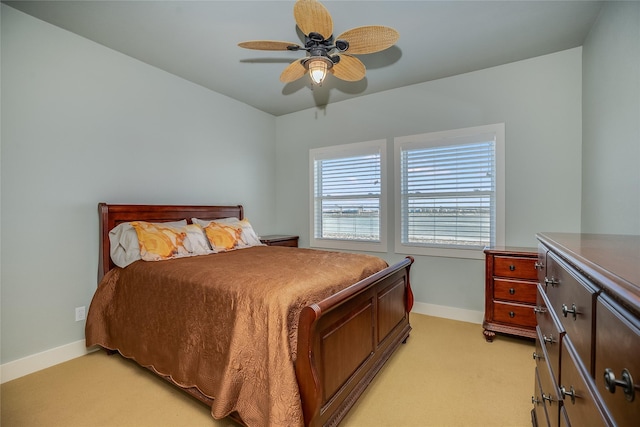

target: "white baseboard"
[0,339,96,384]
[1,302,482,383]
[411,301,484,325]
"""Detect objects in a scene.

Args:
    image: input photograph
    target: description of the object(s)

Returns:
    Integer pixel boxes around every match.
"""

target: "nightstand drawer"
[494,255,538,280]
[493,301,537,328]
[494,278,537,304]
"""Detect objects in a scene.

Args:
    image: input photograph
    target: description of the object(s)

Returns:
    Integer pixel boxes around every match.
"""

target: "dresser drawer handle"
[561,303,578,320]
[542,334,555,345]
[604,368,636,402]
[542,393,555,404]
[533,306,547,314]
[509,264,516,271]
[509,288,515,295]
[532,351,544,361]
[544,277,559,287]
[534,262,544,270]
[560,385,577,404]
[531,395,541,405]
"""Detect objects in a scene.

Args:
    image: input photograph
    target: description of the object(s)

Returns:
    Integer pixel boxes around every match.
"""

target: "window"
[394,124,504,259]
[310,140,387,252]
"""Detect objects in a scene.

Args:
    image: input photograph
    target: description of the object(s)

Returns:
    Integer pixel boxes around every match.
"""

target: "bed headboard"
[98,203,244,282]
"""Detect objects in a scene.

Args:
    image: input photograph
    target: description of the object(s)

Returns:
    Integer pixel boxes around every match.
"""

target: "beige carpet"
[1,314,535,427]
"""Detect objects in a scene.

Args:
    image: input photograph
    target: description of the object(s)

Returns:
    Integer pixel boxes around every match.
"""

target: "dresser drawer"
[536,285,565,381]
[560,338,612,426]
[559,406,570,427]
[595,296,640,426]
[533,367,551,427]
[537,347,562,427]
[546,253,598,373]
[494,278,537,304]
[537,244,548,287]
[494,255,538,280]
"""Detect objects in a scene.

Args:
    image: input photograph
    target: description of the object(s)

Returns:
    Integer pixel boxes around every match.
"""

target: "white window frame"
[394,124,505,259]
[309,139,387,252]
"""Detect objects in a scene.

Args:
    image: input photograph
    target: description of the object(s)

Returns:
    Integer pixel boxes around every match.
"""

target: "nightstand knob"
[509,264,516,271]
[509,288,515,295]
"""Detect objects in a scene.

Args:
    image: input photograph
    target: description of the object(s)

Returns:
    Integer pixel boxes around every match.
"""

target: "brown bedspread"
[85,246,388,427]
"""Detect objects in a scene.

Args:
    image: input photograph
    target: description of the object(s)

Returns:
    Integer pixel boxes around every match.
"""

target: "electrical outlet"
[75,306,86,322]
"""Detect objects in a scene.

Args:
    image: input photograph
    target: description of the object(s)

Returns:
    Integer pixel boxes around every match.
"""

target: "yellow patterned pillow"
[203,222,242,251]
[130,221,190,261]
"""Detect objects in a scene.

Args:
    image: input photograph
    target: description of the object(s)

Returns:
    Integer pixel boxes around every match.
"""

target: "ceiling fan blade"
[331,55,366,82]
[294,0,333,40]
[238,40,301,51]
[280,60,307,83]
[337,26,399,55]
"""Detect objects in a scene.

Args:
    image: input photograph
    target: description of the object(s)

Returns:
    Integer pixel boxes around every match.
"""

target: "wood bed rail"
[296,256,414,427]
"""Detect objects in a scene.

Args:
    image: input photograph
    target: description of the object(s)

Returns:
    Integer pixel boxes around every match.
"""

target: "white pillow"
[109,220,188,268]
[192,217,264,248]
[183,223,214,254]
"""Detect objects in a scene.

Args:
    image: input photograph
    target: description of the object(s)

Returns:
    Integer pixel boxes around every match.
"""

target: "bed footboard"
[296,256,414,427]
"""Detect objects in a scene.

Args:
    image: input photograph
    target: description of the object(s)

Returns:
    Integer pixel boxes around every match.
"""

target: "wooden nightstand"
[259,235,299,247]
[483,246,538,342]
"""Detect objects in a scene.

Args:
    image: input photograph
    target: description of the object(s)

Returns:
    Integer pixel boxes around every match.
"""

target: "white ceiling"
[4,0,604,116]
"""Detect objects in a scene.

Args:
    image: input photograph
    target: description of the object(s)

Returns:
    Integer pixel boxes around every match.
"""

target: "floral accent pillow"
[202,222,243,251]
[109,220,187,267]
[193,217,264,248]
[131,221,191,261]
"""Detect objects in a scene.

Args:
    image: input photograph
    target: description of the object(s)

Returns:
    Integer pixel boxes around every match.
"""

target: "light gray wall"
[0,5,277,364]
[2,3,603,366]
[275,48,583,313]
[582,1,640,234]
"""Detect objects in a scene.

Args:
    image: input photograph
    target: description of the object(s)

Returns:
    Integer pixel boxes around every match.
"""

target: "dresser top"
[537,232,640,313]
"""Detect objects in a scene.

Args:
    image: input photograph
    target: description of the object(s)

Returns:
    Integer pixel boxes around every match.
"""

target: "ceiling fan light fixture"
[306,57,332,85]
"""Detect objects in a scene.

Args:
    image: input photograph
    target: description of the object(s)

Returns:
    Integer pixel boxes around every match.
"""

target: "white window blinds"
[400,140,494,248]
[396,127,502,252]
[310,140,387,252]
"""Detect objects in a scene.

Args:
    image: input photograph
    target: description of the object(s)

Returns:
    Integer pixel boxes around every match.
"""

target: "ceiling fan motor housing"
[335,39,349,52]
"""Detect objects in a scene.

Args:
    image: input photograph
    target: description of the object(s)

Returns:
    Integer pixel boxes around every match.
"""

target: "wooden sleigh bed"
[87,203,414,427]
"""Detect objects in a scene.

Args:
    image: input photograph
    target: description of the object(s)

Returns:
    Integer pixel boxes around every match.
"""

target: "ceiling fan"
[238,0,399,86]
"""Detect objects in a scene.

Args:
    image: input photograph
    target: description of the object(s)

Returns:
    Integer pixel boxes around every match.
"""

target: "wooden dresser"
[483,246,539,342]
[531,233,640,427]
